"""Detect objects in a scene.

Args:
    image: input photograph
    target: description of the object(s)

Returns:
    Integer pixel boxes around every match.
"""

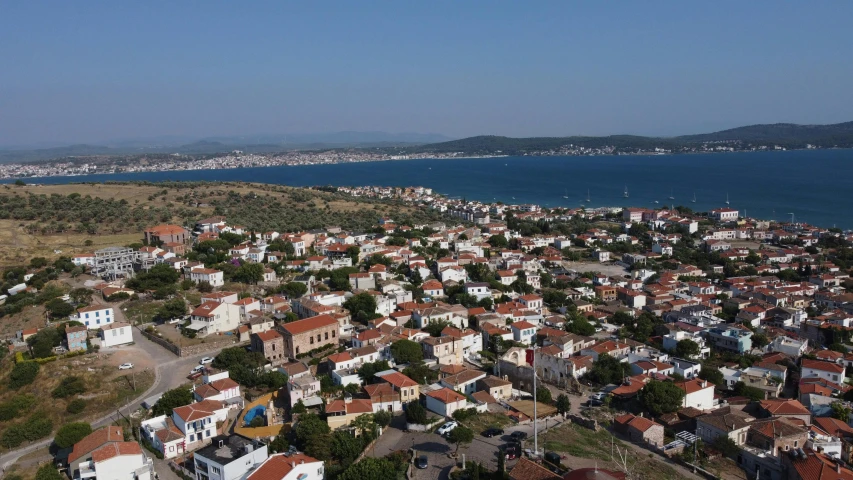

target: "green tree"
[45,298,75,318]
[358,360,390,383]
[405,401,428,424]
[390,339,423,364]
[555,394,571,418]
[331,431,363,467]
[343,292,379,323]
[157,297,187,321]
[152,387,193,416]
[488,235,508,248]
[566,315,596,336]
[35,464,63,480]
[52,376,87,398]
[281,282,308,299]
[293,413,331,450]
[751,333,769,349]
[447,425,474,453]
[54,422,92,449]
[640,380,686,415]
[831,402,852,421]
[586,354,630,386]
[732,381,765,401]
[69,288,93,305]
[698,366,725,387]
[536,386,552,404]
[675,339,701,359]
[9,361,40,389]
[711,436,740,457]
[338,458,397,480]
[233,263,264,284]
[292,400,307,415]
[373,409,392,428]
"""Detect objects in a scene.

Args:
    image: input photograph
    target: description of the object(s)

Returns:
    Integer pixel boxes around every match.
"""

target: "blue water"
[7,149,853,228]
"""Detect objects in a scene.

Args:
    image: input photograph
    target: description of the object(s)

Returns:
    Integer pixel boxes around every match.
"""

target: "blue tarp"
[244,405,266,426]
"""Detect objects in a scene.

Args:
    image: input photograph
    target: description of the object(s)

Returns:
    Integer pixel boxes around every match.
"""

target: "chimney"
[838,462,842,474]
[291,462,296,468]
[300,460,304,465]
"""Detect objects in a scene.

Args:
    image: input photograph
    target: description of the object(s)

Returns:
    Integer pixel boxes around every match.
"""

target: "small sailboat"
[725,193,730,205]
[654,200,659,204]
[586,189,591,203]
[668,188,675,200]
[563,189,568,199]
[623,185,629,198]
[692,192,696,203]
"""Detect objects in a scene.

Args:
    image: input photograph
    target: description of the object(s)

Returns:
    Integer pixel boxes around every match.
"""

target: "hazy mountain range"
[2,122,853,164]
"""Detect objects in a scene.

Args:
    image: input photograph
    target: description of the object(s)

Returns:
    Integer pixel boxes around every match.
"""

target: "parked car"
[587,398,603,407]
[510,431,528,441]
[502,444,520,460]
[190,365,205,374]
[590,392,606,401]
[200,357,214,365]
[118,363,134,370]
[437,421,458,436]
[544,452,562,468]
[482,428,504,438]
[416,455,428,469]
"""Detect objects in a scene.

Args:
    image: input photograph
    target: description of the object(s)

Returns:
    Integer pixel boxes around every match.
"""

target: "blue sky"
[1,1,852,145]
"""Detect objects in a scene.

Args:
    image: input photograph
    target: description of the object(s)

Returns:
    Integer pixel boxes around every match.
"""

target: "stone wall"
[138,327,244,357]
[140,329,180,356]
[566,413,599,431]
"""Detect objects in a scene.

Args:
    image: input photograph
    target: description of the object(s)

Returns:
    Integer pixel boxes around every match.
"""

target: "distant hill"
[408,134,678,155]
[676,121,853,145]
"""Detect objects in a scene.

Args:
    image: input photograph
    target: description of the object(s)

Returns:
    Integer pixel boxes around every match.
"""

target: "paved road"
[0,329,227,478]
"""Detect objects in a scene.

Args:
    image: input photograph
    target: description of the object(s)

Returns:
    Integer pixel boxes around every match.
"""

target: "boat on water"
[563,188,568,199]
[623,185,629,198]
[586,189,591,203]
[726,193,730,205]
[668,188,675,200]
[692,192,697,203]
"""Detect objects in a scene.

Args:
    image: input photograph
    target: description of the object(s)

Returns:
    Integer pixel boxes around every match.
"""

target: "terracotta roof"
[802,358,845,374]
[814,416,853,438]
[674,379,712,395]
[145,224,187,235]
[507,457,561,480]
[325,398,373,415]
[280,314,338,335]
[91,442,142,463]
[759,398,810,416]
[471,391,498,404]
[441,369,485,387]
[326,352,352,365]
[76,304,112,313]
[155,419,184,443]
[252,330,282,342]
[69,426,124,463]
[789,450,853,480]
[172,399,224,422]
[363,383,399,402]
[246,454,322,480]
[749,418,806,439]
[425,387,466,404]
[194,378,239,399]
[377,371,418,388]
[191,302,222,318]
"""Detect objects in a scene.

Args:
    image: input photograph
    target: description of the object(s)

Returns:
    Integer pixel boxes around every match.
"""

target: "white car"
[190,365,205,374]
[437,421,458,436]
[118,363,134,370]
[200,357,214,365]
[590,392,607,401]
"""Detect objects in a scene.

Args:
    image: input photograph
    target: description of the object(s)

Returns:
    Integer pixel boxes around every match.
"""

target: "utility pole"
[533,344,538,458]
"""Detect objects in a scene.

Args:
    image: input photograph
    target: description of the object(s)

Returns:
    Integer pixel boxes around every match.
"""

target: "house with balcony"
[245,453,324,480]
[326,396,374,430]
[193,435,268,480]
[704,326,753,354]
[72,305,115,330]
[141,400,228,459]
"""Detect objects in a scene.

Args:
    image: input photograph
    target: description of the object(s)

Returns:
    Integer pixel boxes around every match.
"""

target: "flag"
[526,348,535,365]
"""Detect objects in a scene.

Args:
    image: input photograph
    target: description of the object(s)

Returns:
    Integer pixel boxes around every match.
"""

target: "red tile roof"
[172,400,223,422]
[280,314,338,335]
[91,442,142,463]
[246,454,322,480]
[69,426,124,464]
[425,387,466,404]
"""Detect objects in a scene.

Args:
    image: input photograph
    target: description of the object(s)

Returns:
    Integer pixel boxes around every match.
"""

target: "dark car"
[502,444,520,460]
[544,451,562,468]
[416,455,428,469]
[482,428,504,438]
[510,431,528,441]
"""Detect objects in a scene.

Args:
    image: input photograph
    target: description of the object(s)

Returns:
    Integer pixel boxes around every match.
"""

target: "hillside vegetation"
[0,182,444,265]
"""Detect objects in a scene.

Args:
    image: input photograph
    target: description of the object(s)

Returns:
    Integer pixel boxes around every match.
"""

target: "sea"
[5,149,853,229]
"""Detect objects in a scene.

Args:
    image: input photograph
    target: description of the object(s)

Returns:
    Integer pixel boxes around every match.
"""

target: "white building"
[99,322,133,348]
[187,302,241,337]
[710,208,739,222]
[425,387,469,418]
[801,359,846,384]
[193,436,268,480]
[73,305,115,330]
[510,321,537,345]
[245,453,324,480]
[676,379,716,410]
[190,268,225,287]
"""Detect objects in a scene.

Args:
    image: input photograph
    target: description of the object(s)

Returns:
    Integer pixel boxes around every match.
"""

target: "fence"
[138,327,246,357]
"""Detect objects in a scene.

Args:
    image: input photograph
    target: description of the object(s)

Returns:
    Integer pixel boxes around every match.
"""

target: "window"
[317,334,321,342]
[794,441,798,447]
[332,330,336,338]
[211,467,220,474]
[325,332,329,340]
[189,434,195,442]
[112,330,117,337]
[310,337,314,345]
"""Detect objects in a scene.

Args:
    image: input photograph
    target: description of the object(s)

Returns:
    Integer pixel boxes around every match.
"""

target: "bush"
[35,464,63,480]
[52,376,87,398]
[0,395,36,421]
[451,408,478,422]
[9,361,40,388]
[249,416,266,428]
[405,401,428,424]
[54,422,93,449]
[66,399,87,414]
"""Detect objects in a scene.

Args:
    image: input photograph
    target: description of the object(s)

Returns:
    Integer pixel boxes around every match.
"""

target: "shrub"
[249,416,266,428]
[9,361,40,389]
[52,376,87,398]
[54,422,93,449]
[66,399,87,414]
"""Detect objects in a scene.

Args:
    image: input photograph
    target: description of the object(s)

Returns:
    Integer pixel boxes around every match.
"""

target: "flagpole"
[533,344,538,457]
